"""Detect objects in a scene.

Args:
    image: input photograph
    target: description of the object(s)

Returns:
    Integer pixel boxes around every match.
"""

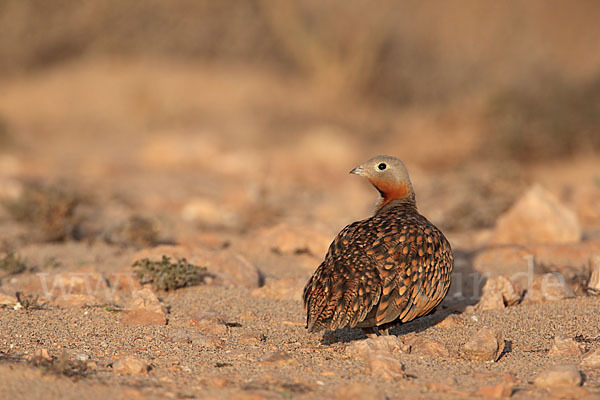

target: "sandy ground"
[0,60,600,399]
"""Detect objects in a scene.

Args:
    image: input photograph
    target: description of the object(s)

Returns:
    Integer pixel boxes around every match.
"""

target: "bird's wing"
[303,221,383,332]
[372,220,453,325]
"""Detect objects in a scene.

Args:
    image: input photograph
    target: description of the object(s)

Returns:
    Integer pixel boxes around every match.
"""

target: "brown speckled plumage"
[303,155,453,336]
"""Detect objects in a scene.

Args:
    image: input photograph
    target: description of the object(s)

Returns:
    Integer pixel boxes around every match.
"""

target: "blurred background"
[0,0,599,245]
[1,3,600,394]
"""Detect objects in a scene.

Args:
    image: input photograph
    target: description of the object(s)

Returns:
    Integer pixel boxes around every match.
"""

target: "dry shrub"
[29,350,89,379]
[124,216,159,247]
[15,292,44,310]
[103,215,160,248]
[485,74,600,161]
[0,251,28,276]
[2,181,85,242]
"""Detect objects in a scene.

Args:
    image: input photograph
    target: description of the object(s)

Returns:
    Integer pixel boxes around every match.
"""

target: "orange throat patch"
[371,180,412,209]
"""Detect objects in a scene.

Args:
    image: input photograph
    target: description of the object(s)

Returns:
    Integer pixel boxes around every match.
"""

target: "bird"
[303,155,453,338]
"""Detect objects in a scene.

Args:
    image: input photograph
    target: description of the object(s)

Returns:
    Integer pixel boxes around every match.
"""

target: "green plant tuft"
[132,255,208,291]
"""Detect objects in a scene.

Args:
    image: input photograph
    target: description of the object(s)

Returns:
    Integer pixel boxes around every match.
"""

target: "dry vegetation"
[132,256,208,291]
[0,251,28,278]
[2,181,85,242]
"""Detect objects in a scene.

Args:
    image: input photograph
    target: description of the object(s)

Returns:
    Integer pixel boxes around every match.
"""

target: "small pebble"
[549,335,583,356]
[581,348,600,368]
[120,309,167,325]
[367,353,405,380]
[190,311,229,336]
[346,335,410,359]
[112,355,149,375]
[405,336,449,357]
[460,327,504,362]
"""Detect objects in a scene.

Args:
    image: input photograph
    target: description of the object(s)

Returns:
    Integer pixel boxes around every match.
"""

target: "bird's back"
[303,202,453,332]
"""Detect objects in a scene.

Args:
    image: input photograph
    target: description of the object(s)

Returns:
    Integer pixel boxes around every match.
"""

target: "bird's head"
[350,155,416,211]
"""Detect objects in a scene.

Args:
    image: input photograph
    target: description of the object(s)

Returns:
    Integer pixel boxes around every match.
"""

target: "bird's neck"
[375,195,417,214]
[374,183,417,214]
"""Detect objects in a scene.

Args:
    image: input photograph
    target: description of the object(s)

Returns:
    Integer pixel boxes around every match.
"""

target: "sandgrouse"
[303,155,453,337]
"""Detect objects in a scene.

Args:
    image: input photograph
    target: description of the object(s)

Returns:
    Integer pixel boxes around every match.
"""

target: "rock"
[52,293,102,307]
[345,336,408,380]
[178,232,231,250]
[533,365,582,389]
[34,267,110,301]
[460,328,504,362]
[169,328,225,349]
[127,288,167,315]
[29,348,52,362]
[0,291,18,306]
[588,254,600,292]
[477,276,523,311]
[109,269,141,292]
[367,353,405,380]
[120,309,167,325]
[346,336,411,358]
[335,383,386,400]
[72,352,90,362]
[112,355,149,375]
[549,335,584,356]
[250,223,332,258]
[426,381,466,396]
[190,311,229,336]
[121,288,167,325]
[168,328,193,343]
[513,242,600,294]
[260,351,294,365]
[435,314,464,329]
[574,185,600,226]
[102,215,160,248]
[473,247,535,284]
[238,331,267,345]
[581,348,600,368]
[532,242,600,272]
[476,382,515,398]
[181,198,241,228]
[250,277,306,301]
[549,387,600,400]
[189,333,225,349]
[131,245,261,289]
[522,273,575,304]
[204,251,261,289]
[404,336,449,357]
[476,291,505,311]
[491,184,581,245]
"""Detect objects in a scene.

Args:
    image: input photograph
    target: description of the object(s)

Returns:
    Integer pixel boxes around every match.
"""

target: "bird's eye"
[377,163,387,171]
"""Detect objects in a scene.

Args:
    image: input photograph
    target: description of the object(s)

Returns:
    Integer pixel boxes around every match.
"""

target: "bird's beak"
[349,166,365,175]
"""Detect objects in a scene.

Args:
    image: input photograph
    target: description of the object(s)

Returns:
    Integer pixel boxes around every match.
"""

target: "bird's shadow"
[320,310,458,345]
